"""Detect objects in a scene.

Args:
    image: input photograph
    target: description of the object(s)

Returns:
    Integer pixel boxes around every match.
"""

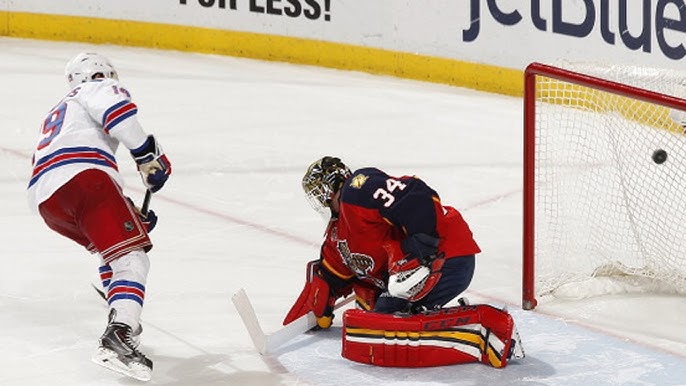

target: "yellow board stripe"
[0,11,523,96]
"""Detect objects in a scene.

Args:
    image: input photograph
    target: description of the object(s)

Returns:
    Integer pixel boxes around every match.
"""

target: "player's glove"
[283,259,352,329]
[139,209,157,233]
[130,135,171,193]
[400,233,442,265]
[126,197,158,233]
[387,233,445,302]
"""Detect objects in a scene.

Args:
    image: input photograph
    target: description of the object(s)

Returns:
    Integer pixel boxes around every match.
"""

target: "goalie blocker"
[342,305,524,368]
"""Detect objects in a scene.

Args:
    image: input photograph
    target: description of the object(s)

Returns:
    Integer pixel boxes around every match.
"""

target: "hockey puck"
[652,149,667,164]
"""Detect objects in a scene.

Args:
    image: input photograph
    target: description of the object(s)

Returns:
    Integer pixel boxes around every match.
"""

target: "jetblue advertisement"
[6,0,686,70]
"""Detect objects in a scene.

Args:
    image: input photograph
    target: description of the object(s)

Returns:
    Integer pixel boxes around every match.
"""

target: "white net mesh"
[533,62,686,299]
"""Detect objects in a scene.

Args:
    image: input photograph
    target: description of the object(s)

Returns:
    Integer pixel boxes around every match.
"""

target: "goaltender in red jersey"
[284,156,524,368]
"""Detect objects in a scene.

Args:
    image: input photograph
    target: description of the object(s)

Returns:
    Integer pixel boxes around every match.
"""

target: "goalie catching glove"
[387,233,445,302]
[130,135,171,193]
[283,259,352,329]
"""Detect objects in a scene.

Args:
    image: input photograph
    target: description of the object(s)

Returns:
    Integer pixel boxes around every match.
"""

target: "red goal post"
[522,62,686,310]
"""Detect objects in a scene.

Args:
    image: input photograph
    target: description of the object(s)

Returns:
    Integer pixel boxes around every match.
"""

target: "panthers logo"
[337,240,385,289]
[349,174,368,189]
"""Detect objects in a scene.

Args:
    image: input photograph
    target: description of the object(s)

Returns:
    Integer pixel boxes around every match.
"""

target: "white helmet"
[64,52,118,89]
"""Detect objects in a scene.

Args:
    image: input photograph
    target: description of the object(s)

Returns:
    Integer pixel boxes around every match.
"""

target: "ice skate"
[92,311,152,381]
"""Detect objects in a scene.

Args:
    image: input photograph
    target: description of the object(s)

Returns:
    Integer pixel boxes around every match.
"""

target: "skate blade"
[92,347,152,382]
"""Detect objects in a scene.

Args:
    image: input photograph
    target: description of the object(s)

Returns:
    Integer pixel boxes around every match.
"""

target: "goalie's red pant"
[342,305,520,368]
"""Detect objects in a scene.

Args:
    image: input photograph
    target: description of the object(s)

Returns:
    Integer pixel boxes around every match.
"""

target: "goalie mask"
[302,156,351,214]
[65,52,119,89]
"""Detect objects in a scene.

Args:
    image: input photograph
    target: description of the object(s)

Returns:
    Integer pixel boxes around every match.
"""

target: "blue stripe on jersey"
[102,100,128,125]
[34,146,116,166]
[102,100,137,132]
[28,147,118,188]
[28,159,115,188]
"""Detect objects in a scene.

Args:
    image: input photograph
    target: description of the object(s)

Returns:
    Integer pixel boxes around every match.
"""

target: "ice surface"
[1,37,684,385]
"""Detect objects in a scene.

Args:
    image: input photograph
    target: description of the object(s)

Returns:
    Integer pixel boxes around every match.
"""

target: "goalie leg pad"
[478,305,525,368]
[342,305,524,368]
[342,307,483,367]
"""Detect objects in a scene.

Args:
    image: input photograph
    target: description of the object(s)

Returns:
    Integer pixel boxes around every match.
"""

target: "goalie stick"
[231,288,354,355]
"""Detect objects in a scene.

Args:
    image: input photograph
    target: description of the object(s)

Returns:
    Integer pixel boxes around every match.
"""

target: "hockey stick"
[140,189,152,215]
[231,288,354,355]
[92,283,107,302]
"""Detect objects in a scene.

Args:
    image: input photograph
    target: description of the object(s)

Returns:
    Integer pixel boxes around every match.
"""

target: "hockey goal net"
[522,62,686,310]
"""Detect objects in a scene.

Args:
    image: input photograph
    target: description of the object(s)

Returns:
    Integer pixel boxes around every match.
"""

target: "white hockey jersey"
[28,79,149,212]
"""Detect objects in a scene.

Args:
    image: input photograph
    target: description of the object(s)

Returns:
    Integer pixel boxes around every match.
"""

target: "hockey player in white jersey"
[28,52,171,381]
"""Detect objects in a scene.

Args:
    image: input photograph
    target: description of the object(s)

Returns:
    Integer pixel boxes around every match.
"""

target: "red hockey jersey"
[320,167,481,290]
